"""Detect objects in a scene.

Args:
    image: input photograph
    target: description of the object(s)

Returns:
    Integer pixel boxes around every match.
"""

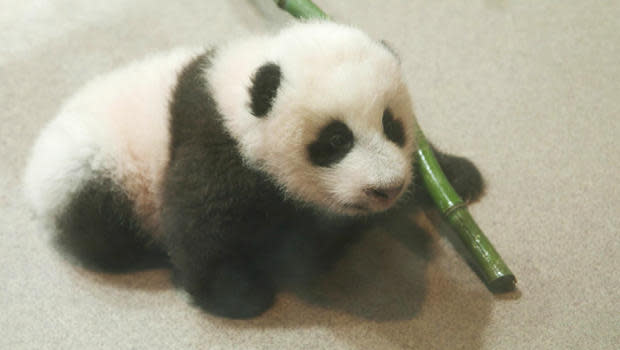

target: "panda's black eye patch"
[308,121,354,167]
[382,108,405,147]
[248,62,281,117]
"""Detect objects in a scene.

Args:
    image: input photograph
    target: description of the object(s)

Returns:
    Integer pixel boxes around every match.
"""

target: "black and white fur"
[24,21,483,318]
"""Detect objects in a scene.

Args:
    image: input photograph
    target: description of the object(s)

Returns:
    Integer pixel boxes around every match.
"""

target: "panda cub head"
[209,21,417,215]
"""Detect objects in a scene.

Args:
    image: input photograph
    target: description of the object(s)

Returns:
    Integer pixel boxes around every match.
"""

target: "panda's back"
[24,48,198,234]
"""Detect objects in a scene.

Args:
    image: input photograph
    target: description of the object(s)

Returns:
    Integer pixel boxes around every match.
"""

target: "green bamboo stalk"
[273,0,516,292]
[275,0,329,19]
[416,127,516,292]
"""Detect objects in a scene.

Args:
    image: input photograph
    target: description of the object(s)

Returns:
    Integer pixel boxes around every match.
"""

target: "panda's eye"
[330,133,350,149]
[382,108,405,147]
[308,121,354,167]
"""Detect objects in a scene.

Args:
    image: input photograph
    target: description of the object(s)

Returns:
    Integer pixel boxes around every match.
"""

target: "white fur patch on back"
[24,48,198,234]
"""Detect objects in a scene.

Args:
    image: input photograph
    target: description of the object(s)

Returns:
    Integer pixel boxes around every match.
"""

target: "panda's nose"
[364,182,404,202]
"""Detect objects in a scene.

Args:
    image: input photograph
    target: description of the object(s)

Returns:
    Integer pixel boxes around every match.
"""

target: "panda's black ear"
[248,62,282,118]
[379,40,400,62]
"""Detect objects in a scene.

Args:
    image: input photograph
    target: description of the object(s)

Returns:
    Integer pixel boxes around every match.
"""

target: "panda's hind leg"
[55,175,165,271]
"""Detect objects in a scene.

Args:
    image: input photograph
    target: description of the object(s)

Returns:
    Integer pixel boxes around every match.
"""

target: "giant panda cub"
[24,21,482,318]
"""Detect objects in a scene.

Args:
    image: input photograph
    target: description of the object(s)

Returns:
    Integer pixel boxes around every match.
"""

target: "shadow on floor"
[212,202,502,349]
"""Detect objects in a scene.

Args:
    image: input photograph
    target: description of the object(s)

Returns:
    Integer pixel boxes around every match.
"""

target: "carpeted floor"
[1,1,618,349]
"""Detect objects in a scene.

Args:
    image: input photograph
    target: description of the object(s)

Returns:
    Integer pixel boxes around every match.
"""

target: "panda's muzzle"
[364,182,404,203]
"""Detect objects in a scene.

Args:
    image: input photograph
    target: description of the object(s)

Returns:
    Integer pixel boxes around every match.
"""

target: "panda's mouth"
[343,202,370,212]
[342,200,393,215]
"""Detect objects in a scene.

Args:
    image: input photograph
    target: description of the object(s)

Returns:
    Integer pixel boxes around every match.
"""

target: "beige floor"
[2,1,619,349]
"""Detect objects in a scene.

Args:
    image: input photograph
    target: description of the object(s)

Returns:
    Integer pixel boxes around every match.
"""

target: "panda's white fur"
[23,21,422,318]
[24,48,198,236]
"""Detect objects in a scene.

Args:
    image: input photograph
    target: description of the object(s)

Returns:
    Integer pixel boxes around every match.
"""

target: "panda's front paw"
[431,147,485,203]
[441,155,485,203]
[186,263,276,319]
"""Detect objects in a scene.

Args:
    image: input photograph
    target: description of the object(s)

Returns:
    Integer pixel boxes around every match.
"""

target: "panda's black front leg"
[175,251,276,319]
[162,203,276,319]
